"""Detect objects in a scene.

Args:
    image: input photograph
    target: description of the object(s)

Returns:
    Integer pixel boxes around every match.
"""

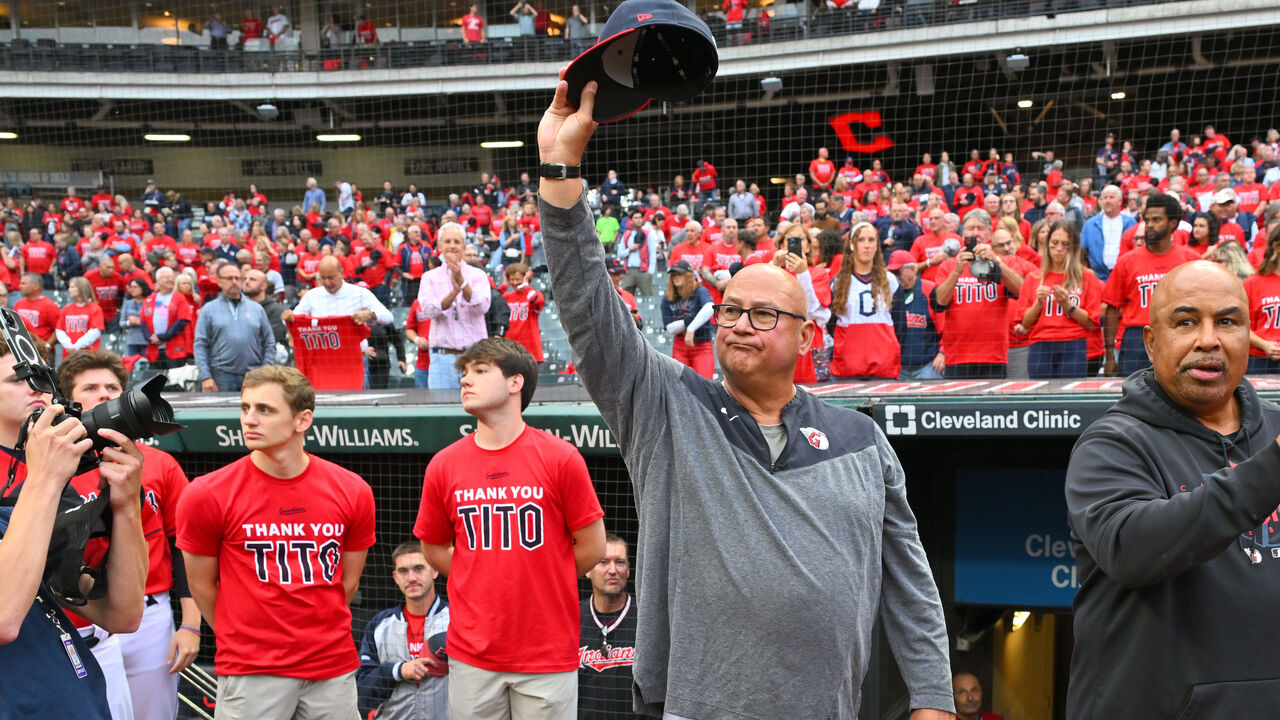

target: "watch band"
[538,163,581,180]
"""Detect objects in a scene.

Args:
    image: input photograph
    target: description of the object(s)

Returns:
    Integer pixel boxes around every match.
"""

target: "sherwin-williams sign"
[159,404,625,456]
[954,468,1077,609]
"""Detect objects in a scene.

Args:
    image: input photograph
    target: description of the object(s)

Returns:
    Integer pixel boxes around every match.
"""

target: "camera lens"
[80,374,183,452]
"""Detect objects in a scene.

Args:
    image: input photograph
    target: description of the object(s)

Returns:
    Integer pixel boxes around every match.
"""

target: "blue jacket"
[1080,213,1136,282]
[356,598,450,720]
[0,506,111,720]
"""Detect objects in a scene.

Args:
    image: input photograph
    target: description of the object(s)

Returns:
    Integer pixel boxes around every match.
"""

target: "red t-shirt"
[66,465,165,628]
[289,315,369,391]
[1244,272,1280,357]
[503,285,545,362]
[1101,244,1203,330]
[910,234,957,285]
[808,158,836,187]
[61,196,84,215]
[616,286,637,311]
[176,454,376,679]
[144,236,179,258]
[56,302,105,355]
[461,12,485,41]
[85,269,126,321]
[915,163,938,180]
[356,19,377,43]
[1234,182,1267,215]
[242,17,262,39]
[297,252,323,286]
[1217,221,1246,246]
[13,296,61,342]
[136,444,190,594]
[933,259,1013,365]
[1018,270,1103,343]
[175,242,202,268]
[692,164,718,192]
[20,240,55,274]
[404,300,432,371]
[414,427,603,673]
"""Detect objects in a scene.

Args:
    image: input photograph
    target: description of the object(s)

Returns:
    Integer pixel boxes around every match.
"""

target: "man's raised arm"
[537,72,674,446]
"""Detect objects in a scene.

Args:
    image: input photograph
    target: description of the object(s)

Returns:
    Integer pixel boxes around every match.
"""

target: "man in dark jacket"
[1066,260,1280,718]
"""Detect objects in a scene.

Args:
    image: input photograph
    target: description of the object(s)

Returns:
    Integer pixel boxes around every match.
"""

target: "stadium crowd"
[2,123,1280,391]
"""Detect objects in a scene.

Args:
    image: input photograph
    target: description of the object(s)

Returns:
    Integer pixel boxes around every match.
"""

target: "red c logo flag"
[829,111,895,154]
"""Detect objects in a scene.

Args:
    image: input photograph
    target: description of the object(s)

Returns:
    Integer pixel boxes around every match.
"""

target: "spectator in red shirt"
[808,148,836,190]
[952,174,984,219]
[240,9,262,43]
[961,149,984,181]
[61,186,84,217]
[13,273,60,355]
[1101,193,1203,376]
[1232,161,1267,217]
[915,153,938,182]
[461,4,486,42]
[1018,221,1102,378]
[19,228,56,288]
[56,276,106,356]
[692,160,718,203]
[355,15,378,43]
[1210,188,1256,249]
[931,209,1025,378]
[1244,224,1280,373]
[84,260,126,326]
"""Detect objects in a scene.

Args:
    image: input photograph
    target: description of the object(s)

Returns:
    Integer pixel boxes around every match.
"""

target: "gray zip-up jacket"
[541,196,954,720]
[192,294,276,381]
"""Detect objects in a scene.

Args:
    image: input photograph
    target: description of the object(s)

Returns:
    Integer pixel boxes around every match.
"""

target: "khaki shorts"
[215,670,358,720]
[448,659,576,720]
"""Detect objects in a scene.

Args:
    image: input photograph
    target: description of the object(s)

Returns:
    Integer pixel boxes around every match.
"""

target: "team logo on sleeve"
[800,427,829,450]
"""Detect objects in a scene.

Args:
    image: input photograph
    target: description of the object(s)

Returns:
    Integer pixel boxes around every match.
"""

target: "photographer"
[930,209,1025,378]
[0,336,148,717]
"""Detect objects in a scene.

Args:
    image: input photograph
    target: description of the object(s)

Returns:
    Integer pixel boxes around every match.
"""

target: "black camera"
[0,307,183,604]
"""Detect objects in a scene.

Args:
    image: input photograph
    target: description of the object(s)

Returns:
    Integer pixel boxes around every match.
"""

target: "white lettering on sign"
[216,424,419,447]
[460,423,618,450]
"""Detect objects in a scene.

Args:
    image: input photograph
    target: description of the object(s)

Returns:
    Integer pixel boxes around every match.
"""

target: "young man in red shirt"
[178,366,376,719]
[691,160,718,203]
[931,209,1026,378]
[502,263,546,363]
[415,338,605,720]
[59,351,201,720]
[1101,193,1202,376]
[240,9,262,42]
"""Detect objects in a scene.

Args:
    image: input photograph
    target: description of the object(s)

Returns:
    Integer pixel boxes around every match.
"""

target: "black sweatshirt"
[1066,370,1280,718]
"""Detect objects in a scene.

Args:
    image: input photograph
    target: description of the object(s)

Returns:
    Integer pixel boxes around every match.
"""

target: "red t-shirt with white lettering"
[1018,270,1103,343]
[136,445,190,594]
[56,302,105,356]
[461,12,485,41]
[1244,272,1280,357]
[20,240,55,275]
[85,268,125,321]
[1101,244,1202,330]
[14,296,61,342]
[414,426,603,674]
[809,158,836,187]
[932,259,1013,365]
[289,315,369,391]
[1234,182,1267,215]
[176,454,376,679]
[503,284,546,362]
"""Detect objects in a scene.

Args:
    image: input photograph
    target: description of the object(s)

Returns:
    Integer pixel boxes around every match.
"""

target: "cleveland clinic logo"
[884,405,917,435]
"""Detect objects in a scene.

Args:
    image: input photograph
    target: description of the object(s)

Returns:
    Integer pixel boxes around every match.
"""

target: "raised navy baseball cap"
[565,0,719,124]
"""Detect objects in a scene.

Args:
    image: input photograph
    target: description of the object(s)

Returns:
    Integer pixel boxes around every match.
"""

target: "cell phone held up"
[787,235,803,259]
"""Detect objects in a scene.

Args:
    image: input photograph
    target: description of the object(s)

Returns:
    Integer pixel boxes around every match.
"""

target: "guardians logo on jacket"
[1196,466,1280,562]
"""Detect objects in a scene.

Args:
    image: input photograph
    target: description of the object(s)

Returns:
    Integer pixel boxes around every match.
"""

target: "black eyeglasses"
[713,304,806,331]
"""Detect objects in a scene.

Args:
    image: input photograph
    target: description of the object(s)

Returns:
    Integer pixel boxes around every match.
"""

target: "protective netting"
[3,3,1280,716]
